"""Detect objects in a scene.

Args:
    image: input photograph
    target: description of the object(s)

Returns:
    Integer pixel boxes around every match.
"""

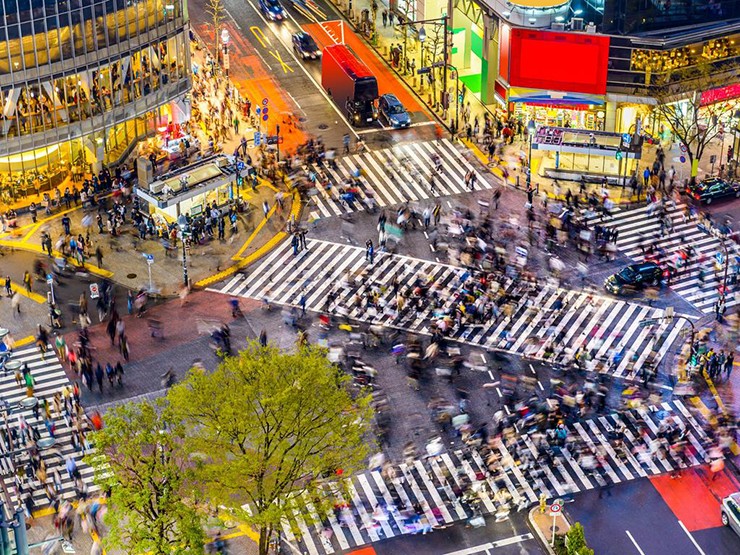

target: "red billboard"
[508,29,610,95]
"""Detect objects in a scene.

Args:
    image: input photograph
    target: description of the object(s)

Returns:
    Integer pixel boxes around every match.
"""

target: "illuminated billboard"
[508,29,610,95]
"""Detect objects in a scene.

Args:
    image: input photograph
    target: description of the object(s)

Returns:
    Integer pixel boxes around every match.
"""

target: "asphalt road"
[370,511,541,555]
[567,477,740,555]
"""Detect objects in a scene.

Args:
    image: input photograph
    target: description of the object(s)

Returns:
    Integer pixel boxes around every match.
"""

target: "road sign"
[143,253,154,264]
[46,273,53,284]
[256,107,261,115]
[262,98,268,106]
[622,133,631,145]
[254,131,261,147]
[262,114,269,121]
[680,143,687,153]
[262,107,269,115]
[680,155,687,163]
[417,67,431,75]
[549,502,562,516]
[89,283,100,299]
[717,251,726,265]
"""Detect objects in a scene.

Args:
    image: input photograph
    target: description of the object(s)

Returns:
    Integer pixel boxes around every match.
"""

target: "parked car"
[721,492,740,537]
[686,177,740,204]
[292,32,321,60]
[378,93,411,128]
[604,262,663,295]
[259,0,286,21]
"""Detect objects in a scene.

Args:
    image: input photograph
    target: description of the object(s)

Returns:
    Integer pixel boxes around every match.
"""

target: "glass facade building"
[0,0,191,201]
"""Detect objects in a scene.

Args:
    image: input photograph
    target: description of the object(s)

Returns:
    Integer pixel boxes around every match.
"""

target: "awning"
[509,87,605,107]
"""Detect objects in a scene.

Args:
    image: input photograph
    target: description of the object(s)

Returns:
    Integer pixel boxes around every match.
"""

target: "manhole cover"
[126,273,137,279]
[318,123,329,130]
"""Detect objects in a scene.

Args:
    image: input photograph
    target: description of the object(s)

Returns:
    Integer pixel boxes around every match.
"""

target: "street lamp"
[418,27,426,93]
[177,215,190,288]
[526,120,537,187]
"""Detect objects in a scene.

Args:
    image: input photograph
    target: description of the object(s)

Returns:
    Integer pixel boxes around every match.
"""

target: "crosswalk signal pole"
[12,507,28,555]
[0,501,9,555]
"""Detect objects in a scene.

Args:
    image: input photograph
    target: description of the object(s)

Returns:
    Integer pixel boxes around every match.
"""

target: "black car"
[292,32,321,60]
[686,177,740,204]
[605,262,662,294]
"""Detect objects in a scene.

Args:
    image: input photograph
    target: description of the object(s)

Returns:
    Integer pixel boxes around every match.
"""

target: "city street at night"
[3,1,740,555]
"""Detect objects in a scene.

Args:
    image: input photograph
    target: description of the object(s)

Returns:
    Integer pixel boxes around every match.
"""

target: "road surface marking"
[626,530,646,555]
[224,9,242,30]
[678,520,706,554]
[442,533,534,554]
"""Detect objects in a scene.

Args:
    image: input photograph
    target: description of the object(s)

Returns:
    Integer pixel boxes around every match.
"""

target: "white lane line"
[678,520,706,555]
[626,530,646,555]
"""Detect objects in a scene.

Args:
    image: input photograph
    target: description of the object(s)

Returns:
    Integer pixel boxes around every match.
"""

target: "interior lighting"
[555,16,564,21]
[574,9,583,15]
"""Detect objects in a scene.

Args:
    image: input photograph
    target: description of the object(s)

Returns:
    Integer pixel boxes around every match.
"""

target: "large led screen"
[508,29,610,95]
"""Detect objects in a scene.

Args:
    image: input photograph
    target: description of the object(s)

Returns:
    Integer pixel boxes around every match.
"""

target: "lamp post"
[448,64,460,134]
[526,119,537,188]
[418,26,426,93]
[177,215,190,288]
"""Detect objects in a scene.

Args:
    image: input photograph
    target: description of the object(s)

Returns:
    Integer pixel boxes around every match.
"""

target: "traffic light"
[729,145,734,162]
[615,149,623,160]
[665,306,674,323]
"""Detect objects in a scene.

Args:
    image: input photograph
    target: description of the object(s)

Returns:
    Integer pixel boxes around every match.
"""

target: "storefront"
[509,88,607,130]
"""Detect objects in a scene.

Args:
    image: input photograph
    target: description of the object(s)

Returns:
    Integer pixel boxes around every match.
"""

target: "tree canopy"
[86,400,206,555]
[652,61,738,177]
[167,342,374,555]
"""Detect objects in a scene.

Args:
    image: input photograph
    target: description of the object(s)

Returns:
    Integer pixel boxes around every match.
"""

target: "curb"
[528,506,558,555]
[195,190,302,288]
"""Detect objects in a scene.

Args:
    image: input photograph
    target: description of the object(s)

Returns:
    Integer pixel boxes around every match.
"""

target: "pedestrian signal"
[615,149,623,160]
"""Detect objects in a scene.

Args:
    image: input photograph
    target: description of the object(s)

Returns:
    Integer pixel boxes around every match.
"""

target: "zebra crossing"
[306,139,493,219]
[214,239,687,380]
[601,202,739,313]
[280,400,708,555]
[0,345,97,508]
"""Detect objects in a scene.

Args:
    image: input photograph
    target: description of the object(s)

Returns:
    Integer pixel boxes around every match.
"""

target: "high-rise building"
[0,0,191,202]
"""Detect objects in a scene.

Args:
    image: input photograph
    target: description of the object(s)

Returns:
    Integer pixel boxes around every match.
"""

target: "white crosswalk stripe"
[595,202,739,313]
[213,239,687,381]
[0,346,98,509]
[306,139,493,218]
[276,402,707,554]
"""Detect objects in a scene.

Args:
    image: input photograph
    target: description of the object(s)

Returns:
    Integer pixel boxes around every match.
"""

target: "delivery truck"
[322,44,378,126]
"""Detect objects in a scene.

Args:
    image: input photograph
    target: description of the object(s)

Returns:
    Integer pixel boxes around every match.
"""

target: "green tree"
[167,342,374,555]
[206,0,226,64]
[652,61,737,179]
[565,522,595,555]
[86,400,205,555]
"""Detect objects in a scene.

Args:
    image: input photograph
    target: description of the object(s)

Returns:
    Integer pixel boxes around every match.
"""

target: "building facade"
[411,0,740,136]
[0,0,191,202]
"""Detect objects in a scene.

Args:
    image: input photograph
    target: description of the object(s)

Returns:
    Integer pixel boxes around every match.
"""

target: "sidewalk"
[0,35,303,297]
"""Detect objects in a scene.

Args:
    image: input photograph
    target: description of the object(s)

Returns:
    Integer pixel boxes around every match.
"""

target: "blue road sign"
[256,107,261,115]
[622,133,631,145]
[254,131,261,146]
[263,114,269,121]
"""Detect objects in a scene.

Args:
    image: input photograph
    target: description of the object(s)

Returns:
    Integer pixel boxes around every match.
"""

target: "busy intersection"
[1,0,740,554]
